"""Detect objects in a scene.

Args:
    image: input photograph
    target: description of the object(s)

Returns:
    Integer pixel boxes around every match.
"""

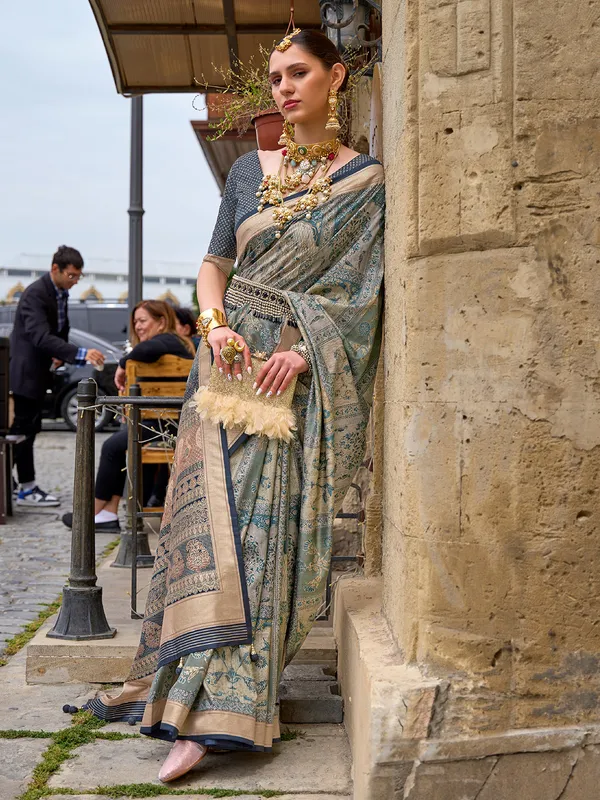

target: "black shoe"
[146,493,165,508]
[62,512,121,533]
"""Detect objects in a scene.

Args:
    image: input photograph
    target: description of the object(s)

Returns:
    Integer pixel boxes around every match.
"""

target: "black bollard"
[48,379,116,640]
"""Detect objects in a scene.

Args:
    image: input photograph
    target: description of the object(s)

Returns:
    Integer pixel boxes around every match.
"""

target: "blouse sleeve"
[202,157,239,277]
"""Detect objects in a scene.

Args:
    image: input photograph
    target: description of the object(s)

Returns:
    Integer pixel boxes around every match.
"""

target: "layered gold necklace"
[256,135,342,239]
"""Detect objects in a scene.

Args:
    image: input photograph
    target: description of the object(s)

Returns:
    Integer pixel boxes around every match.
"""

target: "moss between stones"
[14,711,138,800]
[279,728,305,742]
[92,787,282,797]
[0,598,63,667]
[0,730,54,739]
[13,711,283,800]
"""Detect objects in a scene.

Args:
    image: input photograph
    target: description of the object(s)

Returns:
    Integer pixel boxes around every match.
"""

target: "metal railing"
[49,378,363,639]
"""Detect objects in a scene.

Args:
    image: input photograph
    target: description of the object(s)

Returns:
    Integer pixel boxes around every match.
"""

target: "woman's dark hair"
[52,245,84,272]
[174,306,197,335]
[271,30,349,91]
[130,300,195,354]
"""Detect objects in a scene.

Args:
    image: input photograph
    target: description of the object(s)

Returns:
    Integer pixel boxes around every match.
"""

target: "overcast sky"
[0,1,223,271]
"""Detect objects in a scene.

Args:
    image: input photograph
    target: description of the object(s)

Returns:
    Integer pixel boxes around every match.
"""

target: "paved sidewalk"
[1,646,352,799]
[0,430,110,648]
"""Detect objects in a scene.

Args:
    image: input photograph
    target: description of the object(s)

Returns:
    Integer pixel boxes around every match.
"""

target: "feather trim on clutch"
[191,356,297,442]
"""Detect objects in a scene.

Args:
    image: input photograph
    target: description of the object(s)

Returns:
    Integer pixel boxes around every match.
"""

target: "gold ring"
[227,337,245,353]
[220,344,237,365]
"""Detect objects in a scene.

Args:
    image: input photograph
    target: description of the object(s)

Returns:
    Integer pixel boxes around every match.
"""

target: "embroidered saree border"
[155,345,252,668]
[87,676,152,720]
[140,700,280,749]
[224,275,299,327]
[235,162,384,259]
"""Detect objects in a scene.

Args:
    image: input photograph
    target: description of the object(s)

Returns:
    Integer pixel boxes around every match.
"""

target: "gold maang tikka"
[325,88,341,132]
[275,27,302,52]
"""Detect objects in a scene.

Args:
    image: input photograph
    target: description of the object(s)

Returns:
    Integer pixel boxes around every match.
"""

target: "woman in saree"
[86,29,385,782]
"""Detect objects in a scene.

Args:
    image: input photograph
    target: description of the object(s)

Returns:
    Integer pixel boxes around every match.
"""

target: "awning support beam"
[110,23,308,35]
[222,0,240,71]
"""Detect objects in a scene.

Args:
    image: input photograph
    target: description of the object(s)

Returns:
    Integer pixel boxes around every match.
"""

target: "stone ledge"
[333,577,600,800]
[420,725,600,763]
[333,577,440,800]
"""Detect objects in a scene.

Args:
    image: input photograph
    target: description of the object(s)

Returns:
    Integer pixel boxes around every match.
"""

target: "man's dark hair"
[52,245,84,272]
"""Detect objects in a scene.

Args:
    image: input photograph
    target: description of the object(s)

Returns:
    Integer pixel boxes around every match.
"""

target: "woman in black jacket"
[62,300,195,532]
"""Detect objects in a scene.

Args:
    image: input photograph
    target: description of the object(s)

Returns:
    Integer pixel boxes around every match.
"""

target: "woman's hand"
[254,351,309,398]
[207,327,252,380]
[114,365,126,392]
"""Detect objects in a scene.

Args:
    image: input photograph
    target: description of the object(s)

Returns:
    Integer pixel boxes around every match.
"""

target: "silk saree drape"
[89,157,385,752]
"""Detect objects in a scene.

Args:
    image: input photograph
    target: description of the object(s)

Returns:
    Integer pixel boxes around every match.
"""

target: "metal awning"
[191,121,256,193]
[88,0,322,94]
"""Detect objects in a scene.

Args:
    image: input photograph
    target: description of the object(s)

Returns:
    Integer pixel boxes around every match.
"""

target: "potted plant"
[196,47,283,150]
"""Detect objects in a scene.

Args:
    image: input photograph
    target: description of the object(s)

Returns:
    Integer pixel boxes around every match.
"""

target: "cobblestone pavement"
[0,428,111,650]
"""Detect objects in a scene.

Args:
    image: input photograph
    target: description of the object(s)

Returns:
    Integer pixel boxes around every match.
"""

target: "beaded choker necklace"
[256,135,342,239]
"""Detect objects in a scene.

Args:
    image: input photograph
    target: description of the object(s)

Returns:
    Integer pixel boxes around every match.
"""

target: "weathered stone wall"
[382,0,600,739]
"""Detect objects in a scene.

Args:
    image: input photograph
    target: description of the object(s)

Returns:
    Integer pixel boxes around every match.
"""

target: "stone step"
[279,664,343,724]
[26,547,338,684]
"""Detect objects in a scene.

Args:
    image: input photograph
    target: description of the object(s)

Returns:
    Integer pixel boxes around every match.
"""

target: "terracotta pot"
[252,109,284,150]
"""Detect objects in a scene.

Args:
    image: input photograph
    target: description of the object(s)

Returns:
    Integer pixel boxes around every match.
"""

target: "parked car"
[0,303,130,348]
[0,325,122,432]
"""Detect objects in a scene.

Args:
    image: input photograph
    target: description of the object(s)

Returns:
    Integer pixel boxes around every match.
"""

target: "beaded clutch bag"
[191,355,298,442]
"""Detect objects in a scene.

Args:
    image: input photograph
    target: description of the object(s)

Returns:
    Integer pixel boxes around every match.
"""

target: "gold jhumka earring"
[325,89,341,132]
[278,119,295,147]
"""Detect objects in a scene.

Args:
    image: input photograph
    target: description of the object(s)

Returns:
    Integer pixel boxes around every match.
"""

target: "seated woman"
[174,306,201,350]
[62,300,195,532]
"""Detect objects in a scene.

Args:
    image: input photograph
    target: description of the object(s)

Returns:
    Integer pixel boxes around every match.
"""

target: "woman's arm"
[196,260,228,313]
[114,335,173,390]
[118,335,171,368]
[198,261,252,379]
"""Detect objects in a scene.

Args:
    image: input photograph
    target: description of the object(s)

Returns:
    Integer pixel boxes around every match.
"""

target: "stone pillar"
[335,0,600,796]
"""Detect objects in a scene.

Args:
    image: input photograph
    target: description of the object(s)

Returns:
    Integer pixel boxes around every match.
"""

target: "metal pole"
[111,384,152,570]
[130,384,142,618]
[128,95,144,314]
[48,380,116,640]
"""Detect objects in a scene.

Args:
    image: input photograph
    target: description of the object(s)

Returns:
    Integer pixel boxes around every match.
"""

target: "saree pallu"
[89,160,385,752]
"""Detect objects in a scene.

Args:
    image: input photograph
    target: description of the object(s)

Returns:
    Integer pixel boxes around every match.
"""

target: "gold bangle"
[196,308,227,347]
[197,307,227,329]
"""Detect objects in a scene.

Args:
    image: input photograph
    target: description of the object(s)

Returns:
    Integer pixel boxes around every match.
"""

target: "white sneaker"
[16,486,60,507]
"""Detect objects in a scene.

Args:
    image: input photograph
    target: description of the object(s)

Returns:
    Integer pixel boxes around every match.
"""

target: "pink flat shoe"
[158,739,208,783]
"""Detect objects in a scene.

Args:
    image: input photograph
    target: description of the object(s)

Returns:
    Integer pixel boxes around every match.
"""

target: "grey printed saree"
[89,151,385,751]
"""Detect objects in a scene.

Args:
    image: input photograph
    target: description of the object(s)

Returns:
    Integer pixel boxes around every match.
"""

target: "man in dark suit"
[9,245,105,507]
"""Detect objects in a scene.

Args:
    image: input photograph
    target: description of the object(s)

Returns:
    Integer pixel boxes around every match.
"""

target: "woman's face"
[269,44,340,127]
[133,308,164,342]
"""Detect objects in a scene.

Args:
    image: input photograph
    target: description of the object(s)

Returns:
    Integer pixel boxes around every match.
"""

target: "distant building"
[0,253,198,306]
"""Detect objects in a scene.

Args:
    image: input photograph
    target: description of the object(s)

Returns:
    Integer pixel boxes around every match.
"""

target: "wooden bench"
[125,355,193,512]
